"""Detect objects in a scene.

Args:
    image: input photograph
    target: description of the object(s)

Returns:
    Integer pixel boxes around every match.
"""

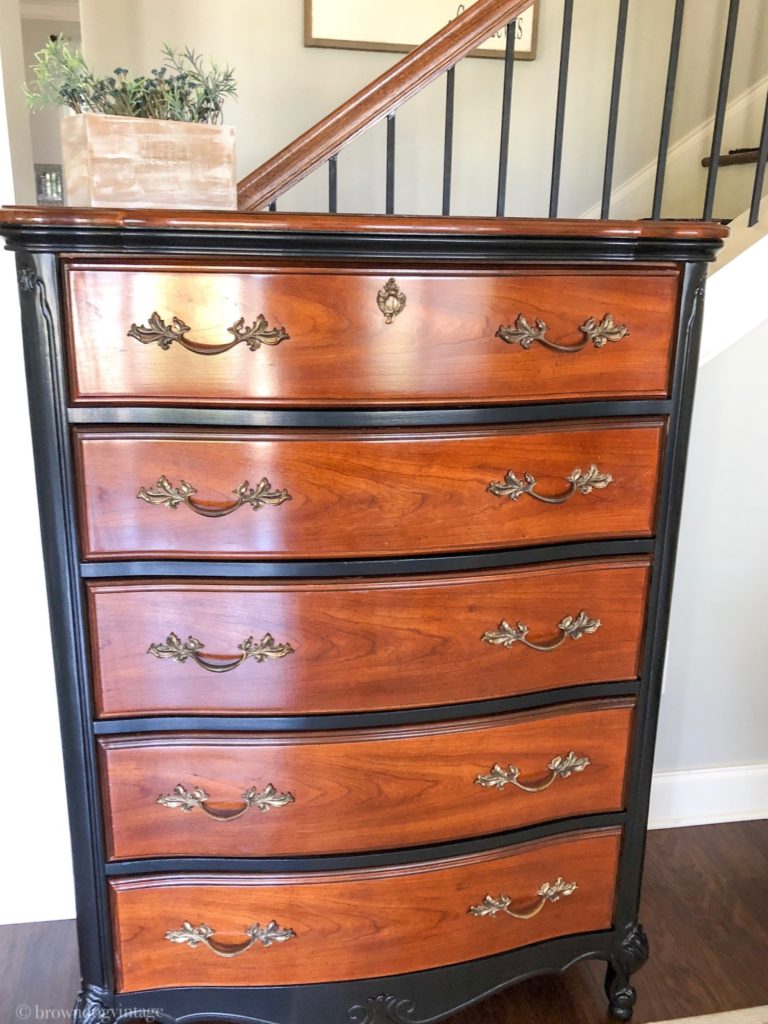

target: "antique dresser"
[1,207,725,1024]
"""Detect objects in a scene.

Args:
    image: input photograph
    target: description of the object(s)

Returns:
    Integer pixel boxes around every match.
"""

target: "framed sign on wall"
[304,1,539,62]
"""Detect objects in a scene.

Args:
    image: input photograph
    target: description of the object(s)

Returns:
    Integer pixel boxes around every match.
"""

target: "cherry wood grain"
[73,421,664,560]
[237,0,546,211]
[98,700,633,860]
[109,828,621,991]
[7,823,768,1023]
[0,205,730,240]
[88,558,650,717]
[64,262,679,406]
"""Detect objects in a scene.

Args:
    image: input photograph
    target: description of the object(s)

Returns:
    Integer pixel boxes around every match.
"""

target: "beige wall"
[0,0,34,201]
[78,0,768,218]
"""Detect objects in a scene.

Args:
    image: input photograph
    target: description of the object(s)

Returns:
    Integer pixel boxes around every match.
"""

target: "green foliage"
[24,39,237,124]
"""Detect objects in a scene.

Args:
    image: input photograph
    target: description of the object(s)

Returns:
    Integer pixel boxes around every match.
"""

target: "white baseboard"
[649,764,768,829]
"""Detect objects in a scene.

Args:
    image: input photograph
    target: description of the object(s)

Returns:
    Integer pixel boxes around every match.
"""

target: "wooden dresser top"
[0,205,729,241]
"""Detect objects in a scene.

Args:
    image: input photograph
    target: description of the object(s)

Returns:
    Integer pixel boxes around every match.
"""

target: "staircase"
[237,0,768,231]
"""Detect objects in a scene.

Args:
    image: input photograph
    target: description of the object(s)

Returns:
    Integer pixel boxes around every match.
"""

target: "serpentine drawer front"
[63,261,679,406]
[99,700,633,859]
[3,206,723,1024]
[109,828,621,991]
[87,558,650,717]
[74,422,664,560]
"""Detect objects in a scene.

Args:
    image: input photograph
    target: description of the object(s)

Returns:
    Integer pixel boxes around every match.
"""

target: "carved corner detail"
[348,993,419,1024]
[605,921,650,1022]
[17,266,38,292]
[73,986,112,1024]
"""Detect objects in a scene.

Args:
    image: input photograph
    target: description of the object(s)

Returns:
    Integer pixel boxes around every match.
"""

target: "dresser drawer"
[64,262,678,407]
[99,700,632,859]
[88,559,649,717]
[110,828,620,991]
[74,422,663,560]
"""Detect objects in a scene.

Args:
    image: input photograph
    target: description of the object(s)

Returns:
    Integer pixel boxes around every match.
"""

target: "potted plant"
[25,40,238,210]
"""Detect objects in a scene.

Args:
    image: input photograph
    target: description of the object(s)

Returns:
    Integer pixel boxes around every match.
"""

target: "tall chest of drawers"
[2,208,725,1024]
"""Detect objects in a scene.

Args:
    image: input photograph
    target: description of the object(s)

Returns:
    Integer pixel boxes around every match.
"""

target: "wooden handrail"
[237,0,535,212]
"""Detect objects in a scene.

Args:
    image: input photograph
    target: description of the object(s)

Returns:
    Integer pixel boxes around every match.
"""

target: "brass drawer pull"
[137,476,291,516]
[377,278,407,323]
[496,313,628,352]
[166,919,295,958]
[148,631,294,672]
[157,782,295,821]
[482,611,601,652]
[487,464,613,504]
[128,311,289,355]
[469,877,577,921]
[475,752,591,793]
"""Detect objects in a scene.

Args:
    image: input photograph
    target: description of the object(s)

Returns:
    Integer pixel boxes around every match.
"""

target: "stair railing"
[237,0,536,213]
[238,0,768,226]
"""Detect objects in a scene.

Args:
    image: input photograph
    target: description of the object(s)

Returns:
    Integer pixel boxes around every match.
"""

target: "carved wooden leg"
[604,921,649,1021]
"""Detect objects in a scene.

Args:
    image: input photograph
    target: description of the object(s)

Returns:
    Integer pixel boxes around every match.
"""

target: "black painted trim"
[80,538,656,578]
[67,399,672,427]
[92,680,639,735]
[0,223,724,263]
[613,261,708,929]
[15,252,114,991]
[109,930,616,1024]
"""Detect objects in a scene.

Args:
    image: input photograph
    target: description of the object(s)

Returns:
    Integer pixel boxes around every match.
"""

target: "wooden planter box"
[60,113,237,210]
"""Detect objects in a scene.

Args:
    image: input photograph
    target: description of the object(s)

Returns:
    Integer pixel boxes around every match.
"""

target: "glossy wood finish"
[236,0,551,211]
[109,829,620,991]
[74,422,664,560]
[64,262,679,407]
[6,823,767,1024]
[88,558,650,717]
[0,205,731,240]
[3,210,722,1023]
[99,701,633,859]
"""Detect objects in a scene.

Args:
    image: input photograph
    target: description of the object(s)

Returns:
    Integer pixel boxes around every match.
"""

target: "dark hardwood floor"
[1,821,766,1024]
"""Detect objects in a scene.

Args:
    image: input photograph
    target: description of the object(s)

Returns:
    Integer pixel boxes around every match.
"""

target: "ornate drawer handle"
[137,476,291,516]
[475,752,591,793]
[496,313,628,352]
[128,311,289,355]
[482,611,601,652]
[487,464,613,504]
[377,278,407,323]
[469,877,577,921]
[157,782,295,821]
[148,631,294,672]
[166,919,295,958]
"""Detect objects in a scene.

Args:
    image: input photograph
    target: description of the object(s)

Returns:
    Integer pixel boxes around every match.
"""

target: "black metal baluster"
[601,0,629,219]
[328,155,338,214]
[703,0,741,220]
[268,201,277,212]
[496,20,517,217]
[443,66,456,216]
[386,112,396,215]
[652,0,686,219]
[550,0,574,218]
[749,89,768,227]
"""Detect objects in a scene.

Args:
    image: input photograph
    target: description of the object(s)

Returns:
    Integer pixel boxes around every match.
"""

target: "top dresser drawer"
[63,261,679,407]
